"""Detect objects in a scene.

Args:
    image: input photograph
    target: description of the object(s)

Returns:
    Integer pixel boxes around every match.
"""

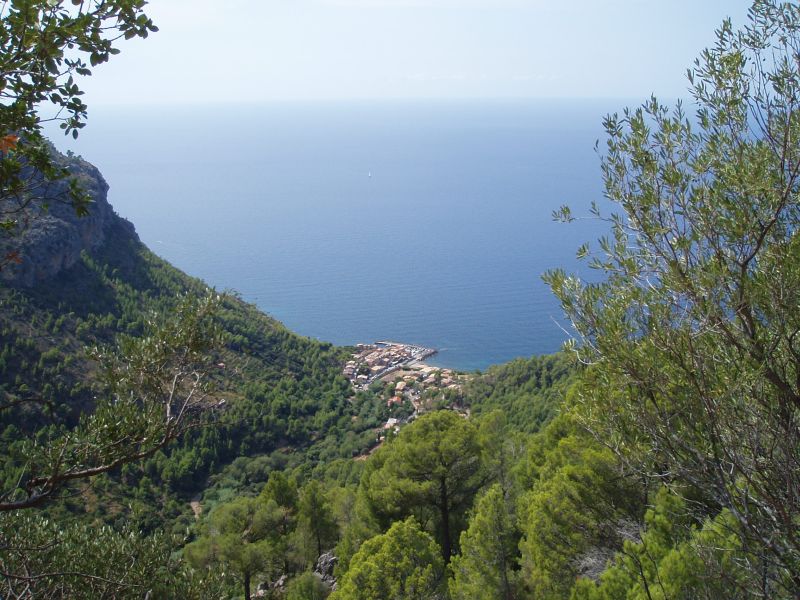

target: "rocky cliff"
[0,151,137,287]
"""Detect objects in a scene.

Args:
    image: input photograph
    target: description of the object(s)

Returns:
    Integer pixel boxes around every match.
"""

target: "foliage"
[356,410,486,563]
[517,414,642,600]
[330,517,446,600]
[0,291,224,510]
[449,484,521,600]
[187,476,343,596]
[0,510,227,599]
[476,410,526,498]
[297,480,339,561]
[545,0,800,593]
[464,353,575,433]
[572,489,758,600]
[263,470,299,511]
[184,495,283,600]
[285,572,330,600]
[0,0,157,264]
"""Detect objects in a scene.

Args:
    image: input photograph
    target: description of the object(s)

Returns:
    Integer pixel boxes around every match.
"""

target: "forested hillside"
[463,352,574,432]
[0,150,579,595]
[0,147,407,596]
[0,169,574,595]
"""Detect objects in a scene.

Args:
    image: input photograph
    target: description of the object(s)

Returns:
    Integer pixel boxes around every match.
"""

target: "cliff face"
[1,152,137,287]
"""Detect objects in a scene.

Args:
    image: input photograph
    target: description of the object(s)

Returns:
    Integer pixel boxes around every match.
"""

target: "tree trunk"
[502,556,513,600]
[439,477,451,563]
[243,571,251,600]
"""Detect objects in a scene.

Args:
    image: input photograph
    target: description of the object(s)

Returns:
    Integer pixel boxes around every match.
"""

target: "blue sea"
[51,99,627,371]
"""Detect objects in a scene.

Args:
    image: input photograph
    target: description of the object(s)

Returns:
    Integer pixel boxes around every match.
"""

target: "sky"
[80,0,754,104]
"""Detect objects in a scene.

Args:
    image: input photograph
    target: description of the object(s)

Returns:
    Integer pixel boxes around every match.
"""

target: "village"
[342,340,438,386]
[343,341,469,443]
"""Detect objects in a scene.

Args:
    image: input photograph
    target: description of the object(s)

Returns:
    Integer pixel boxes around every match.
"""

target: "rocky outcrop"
[254,554,338,597]
[1,151,137,287]
[314,552,337,590]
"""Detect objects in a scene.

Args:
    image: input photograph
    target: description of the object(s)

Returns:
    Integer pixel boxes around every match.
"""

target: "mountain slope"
[0,151,391,529]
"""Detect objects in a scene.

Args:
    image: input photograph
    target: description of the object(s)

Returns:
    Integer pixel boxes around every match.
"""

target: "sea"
[49,99,634,372]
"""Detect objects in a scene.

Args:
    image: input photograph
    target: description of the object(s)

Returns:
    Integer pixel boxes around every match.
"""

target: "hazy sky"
[81,0,753,104]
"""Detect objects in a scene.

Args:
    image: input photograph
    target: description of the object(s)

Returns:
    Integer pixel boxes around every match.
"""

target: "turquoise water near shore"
[52,99,626,371]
